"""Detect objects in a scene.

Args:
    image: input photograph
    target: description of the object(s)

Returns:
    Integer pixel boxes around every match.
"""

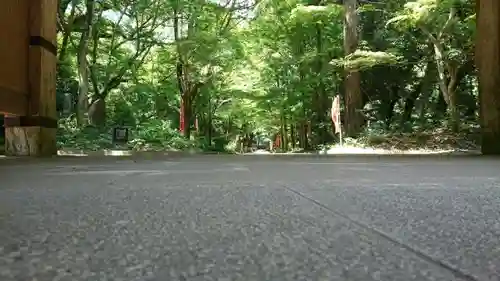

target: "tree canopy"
[51,0,484,153]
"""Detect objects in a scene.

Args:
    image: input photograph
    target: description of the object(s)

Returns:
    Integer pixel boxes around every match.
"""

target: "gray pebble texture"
[1,155,500,281]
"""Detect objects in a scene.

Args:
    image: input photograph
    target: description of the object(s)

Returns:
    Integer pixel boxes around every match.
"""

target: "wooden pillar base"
[4,116,57,156]
[5,127,56,156]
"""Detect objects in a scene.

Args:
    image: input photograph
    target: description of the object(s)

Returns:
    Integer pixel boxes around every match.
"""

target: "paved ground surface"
[1,155,500,281]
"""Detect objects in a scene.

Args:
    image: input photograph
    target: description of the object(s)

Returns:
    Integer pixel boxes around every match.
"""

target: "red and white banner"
[331,95,341,134]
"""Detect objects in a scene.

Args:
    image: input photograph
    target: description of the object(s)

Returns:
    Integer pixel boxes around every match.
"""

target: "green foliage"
[53,0,479,154]
[131,120,198,151]
[331,50,402,71]
[57,119,114,150]
[386,0,438,28]
[57,118,197,151]
[289,5,343,25]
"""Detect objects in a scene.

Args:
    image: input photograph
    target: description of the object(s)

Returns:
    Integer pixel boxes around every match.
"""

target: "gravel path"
[0,155,499,281]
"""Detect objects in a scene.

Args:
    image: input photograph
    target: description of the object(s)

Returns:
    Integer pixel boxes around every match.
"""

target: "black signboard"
[112,127,129,143]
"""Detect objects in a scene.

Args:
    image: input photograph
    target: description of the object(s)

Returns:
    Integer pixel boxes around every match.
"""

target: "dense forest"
[47,0,482,153]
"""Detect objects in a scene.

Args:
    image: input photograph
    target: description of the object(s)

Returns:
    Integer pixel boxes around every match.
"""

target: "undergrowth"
[334,121,481,151]
[57,118,204,152]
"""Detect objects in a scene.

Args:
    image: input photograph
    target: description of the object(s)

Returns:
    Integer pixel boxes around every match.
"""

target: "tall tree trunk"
[432,41,460,131]
[297,124,303,148]
[423,7,460,131]
[402,61,436,125]
[402,86,422,125]
[447,65,459,132]
[173,5,201,139]
[207,95,212,146]
[88,11,107,127]
[293,27,310,150]
[58,1,76,62]
[314,24,328,144]
[76,0,95,126]
[76,49,89,126]
[344,0,363,137]
[181,95,192,139]
[174,7,188,137]
[477,0,500,154]
[299,122,308,150]
[280,111,288,151]
[385,95,398,129]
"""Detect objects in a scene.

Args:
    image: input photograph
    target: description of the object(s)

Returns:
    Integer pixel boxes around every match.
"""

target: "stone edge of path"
[247,148,482,156]
[0,149,229,165]
[0,148,492,166]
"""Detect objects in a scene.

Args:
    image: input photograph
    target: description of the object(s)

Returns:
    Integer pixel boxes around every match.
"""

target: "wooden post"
[477,0,500,154]
[4,0,58,156]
